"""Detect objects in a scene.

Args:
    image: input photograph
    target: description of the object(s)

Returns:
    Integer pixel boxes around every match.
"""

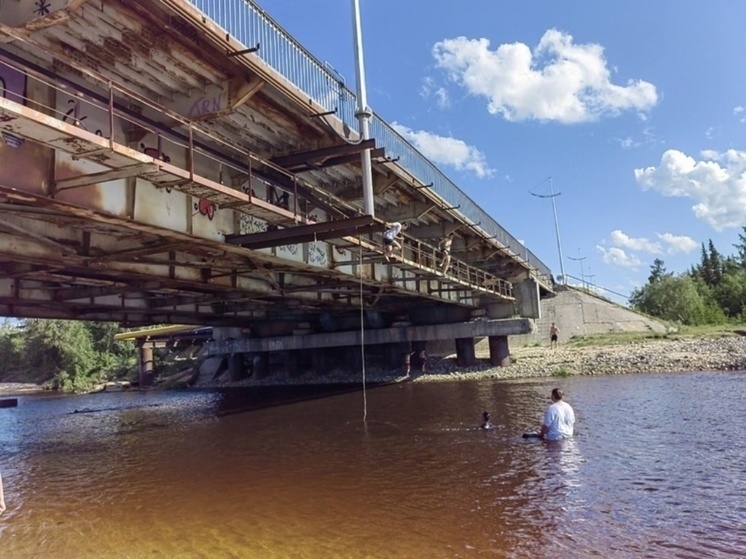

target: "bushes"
[0,319,137,393]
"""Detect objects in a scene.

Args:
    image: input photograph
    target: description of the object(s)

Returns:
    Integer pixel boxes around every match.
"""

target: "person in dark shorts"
[382,222,407,260]
[549,322,559,349]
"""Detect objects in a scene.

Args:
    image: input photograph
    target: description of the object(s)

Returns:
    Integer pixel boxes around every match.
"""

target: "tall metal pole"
[568,251,586,289]
[530,177,566,284]
[351,0,375,217]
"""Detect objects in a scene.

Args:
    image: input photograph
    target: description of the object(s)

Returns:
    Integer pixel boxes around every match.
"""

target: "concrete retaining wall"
[476,285,667,351]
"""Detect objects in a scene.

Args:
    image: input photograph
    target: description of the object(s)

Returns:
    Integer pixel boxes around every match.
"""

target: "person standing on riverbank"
[549,323,560,349]
[539,388,575,440]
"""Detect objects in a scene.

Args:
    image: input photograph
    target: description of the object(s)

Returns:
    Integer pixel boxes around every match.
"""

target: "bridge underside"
[0,0,553,367]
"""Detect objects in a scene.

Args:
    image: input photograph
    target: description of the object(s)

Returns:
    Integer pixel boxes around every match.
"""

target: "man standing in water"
[539,388,575,440]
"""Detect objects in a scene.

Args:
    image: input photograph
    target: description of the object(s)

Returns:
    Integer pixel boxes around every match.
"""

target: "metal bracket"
[310,108,337,118]
[227,43,260,57]
[413,182,433,190]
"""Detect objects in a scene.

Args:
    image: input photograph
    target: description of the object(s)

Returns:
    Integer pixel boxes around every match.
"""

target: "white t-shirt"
[383,222,402,241]
[543,400,575,440]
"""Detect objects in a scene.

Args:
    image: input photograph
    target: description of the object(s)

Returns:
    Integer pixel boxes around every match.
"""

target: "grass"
[564,323,746,349]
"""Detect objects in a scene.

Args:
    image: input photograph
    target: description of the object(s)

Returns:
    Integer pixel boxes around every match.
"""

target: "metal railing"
[185,0,553,283]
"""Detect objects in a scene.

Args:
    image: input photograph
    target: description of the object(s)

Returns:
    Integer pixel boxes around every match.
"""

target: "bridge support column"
[285,350,304,378]
[252,353,269,380]
[138,344,154,388]
[411,341,428,372]
[488,335,511,367]
[347,346,362,372]
[387,342,410,371]
[455,337,476,367]
[311,349,329,377]
[515,278,541,319]
[228,353,246,381]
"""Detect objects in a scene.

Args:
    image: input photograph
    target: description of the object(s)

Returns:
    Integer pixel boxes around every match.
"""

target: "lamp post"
[568,251,586,289]
[351,0,375,217]
[530,177,566,284]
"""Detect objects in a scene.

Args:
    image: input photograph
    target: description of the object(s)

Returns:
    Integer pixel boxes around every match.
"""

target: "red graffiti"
[195,198,216,220]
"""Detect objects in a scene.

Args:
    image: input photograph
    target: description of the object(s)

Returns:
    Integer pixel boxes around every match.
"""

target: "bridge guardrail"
[185,0,554,284]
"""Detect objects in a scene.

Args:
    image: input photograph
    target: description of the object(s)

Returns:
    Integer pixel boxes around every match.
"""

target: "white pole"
[351,0,375,216]
[548,179,566,284]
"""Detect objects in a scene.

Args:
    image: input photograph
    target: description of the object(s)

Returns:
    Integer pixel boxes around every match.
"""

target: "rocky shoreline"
[195,335,746,388]
[3,336,744,395]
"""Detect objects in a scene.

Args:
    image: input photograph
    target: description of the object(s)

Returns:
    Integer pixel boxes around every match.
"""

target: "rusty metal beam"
[87,242,186,263]
[272,138,375,169]
[54,163,159,191]
[0,216,80,258]
[289,147,385,173]
[225,215,380,249]
[53,281,163,302]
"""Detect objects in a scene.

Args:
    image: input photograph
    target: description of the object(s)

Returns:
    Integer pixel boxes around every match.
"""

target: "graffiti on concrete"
[34,0,52,16]
[0,63,27,148]
[194,198,217,220]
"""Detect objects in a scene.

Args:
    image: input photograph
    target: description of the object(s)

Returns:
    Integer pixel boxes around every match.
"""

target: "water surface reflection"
[0,372,743,558]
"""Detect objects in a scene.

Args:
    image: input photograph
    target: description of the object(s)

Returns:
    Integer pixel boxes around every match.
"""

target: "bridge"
[0,0,554,382]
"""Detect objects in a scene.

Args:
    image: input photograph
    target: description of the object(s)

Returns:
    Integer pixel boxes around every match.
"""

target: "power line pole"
[530,177,565,284]
[351,0,375,217]
[567,251,586,289]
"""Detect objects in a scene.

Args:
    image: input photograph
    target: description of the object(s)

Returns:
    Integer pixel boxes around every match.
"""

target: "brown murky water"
[0,372,744,558]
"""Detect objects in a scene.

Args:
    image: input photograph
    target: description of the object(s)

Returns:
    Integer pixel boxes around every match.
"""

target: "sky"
[255,0,746,305]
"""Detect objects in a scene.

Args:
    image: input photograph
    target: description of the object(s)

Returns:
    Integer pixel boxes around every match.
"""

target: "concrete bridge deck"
[0,0,554,378]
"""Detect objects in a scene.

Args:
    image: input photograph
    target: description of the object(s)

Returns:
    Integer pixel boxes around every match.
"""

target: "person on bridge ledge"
[439,233,453,273]
[383,222,408,260]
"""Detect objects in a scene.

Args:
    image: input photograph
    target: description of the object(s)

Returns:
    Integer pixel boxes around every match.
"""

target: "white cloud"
[432,29,658,123]
[596,245,642,269]
[392,122,495,178]
[634,148,746,230]
[421,77,451,108]
[657,232,698,254]
[609,229,662,254]
[615,136,639,149]
[705,127,714,140]
[734,106,746,124]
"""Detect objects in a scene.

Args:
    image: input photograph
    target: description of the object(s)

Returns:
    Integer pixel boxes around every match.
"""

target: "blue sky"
[256,0,746,304]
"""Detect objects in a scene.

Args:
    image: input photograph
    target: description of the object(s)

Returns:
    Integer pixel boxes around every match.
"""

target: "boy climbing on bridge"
[383,222,408,260]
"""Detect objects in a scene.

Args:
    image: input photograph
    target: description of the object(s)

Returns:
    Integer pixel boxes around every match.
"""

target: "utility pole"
[530,177,566,284]
[568,251,586,289]
[351,0,375,217]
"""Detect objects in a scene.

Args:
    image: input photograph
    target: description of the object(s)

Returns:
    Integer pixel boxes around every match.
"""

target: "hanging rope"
[359,241,368,422]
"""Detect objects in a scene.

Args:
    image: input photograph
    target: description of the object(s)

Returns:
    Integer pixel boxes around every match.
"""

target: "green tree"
[734,227,746,269]
[647,258,668,284]
[630,274,725,325]
[23,319,100,391]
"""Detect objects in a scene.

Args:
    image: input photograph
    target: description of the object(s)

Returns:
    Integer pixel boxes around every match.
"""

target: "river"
[0,371,744,558]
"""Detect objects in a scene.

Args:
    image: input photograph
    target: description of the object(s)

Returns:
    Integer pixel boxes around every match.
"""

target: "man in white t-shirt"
[539,388,575,440]
[382,222,407,259]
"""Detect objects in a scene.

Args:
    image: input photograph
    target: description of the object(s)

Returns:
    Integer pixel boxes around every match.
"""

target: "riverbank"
[193,333,746,388]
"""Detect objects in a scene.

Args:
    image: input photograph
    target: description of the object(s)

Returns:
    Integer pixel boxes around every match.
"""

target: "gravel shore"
[195,335,746,388]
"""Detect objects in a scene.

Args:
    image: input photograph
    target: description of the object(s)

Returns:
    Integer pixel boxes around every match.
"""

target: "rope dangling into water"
[359,241,368,422]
